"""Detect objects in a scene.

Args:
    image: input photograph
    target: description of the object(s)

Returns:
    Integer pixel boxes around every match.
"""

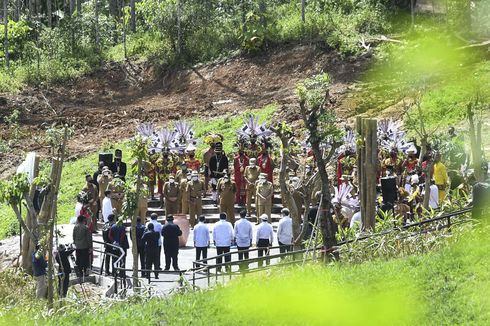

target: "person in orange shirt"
[185,144,201,172]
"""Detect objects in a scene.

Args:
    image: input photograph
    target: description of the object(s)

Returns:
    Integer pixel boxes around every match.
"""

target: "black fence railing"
[90,207,473,295]
[191,207,474,287]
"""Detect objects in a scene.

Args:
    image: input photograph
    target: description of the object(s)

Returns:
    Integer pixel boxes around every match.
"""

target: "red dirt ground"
[0,44,370,177]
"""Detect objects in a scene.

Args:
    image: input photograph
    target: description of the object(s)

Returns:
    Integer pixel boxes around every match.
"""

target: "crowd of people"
[60,117,489,292]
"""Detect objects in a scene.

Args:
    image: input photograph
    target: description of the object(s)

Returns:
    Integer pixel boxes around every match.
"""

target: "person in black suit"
[111,149,127,181]
[161,215,182,271]
[209,142,229,205]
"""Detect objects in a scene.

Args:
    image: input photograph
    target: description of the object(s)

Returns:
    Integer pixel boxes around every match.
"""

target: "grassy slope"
[1,219,488,325]
[0,105,276,239]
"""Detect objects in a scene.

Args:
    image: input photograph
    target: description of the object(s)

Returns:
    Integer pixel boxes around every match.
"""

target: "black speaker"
[381,176,398,204]
[98,153,113,168]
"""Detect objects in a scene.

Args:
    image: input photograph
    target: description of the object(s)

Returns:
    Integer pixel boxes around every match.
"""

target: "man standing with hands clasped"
[162,215,183,271]
[193,215,210,262]
[234,210,253,270]
[277,208,293,254]
[213,213,234,272]
[256,214,273,267]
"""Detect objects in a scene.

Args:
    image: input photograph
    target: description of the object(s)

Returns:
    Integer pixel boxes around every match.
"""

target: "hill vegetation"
[0,216,488,325]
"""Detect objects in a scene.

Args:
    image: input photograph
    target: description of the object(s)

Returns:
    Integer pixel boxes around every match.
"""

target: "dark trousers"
[145,248,159,278]
[257,239,270,267]
[156,246,161,270]
[237,246,250,270]
[278,241,293,254]
[216,246,231,271]
[75,248,90,276]
[58,273,70,298]
[104,248,113,275]
[164,246,179,270]
[195,247,208,262]
[138,246,145,274]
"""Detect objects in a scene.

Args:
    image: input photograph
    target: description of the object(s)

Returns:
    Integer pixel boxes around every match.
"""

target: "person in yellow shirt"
[433,153,448,205]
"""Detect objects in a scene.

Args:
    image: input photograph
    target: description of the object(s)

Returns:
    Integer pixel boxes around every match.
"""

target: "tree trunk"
[468,103,483,181]
[47,128,68,307]
[47,0,52,27]
[299,102,337,254]
[76,0,81,14]
[259,0,266,28]
[176,0,181,54]
[275,132,301,248]
[356,117,377,231]
[301,0,305,23]
[130,0,136,33]
[3,0,9,69]
[132,158,143,291]
[95,0,100,52]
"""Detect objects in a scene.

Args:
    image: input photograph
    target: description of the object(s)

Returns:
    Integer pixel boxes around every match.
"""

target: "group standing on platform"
[62,116,490,286]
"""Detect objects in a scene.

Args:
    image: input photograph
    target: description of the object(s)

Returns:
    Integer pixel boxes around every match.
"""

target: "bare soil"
[0,44,370,177]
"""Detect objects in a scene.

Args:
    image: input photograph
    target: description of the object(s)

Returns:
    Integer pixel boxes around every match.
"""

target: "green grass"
[1,217,488,325]
[0,105,276,239]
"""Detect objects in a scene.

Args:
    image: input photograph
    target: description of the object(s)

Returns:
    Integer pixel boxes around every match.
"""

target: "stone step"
[145,203,285,217]
[147,194,283,208]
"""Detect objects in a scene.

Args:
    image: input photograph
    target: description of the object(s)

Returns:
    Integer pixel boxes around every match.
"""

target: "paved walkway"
[57,219,286,295]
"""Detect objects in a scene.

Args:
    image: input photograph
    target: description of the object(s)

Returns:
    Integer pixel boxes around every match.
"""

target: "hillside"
[0,44,368,178]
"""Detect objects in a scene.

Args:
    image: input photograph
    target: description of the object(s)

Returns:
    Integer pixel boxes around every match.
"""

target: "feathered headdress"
[336,129,356,156]
[149,128,178,154]
[332,183,359,210]
[174,121,197,150]
[378,119,411,153]
[136,122,155,139]
[237,115,273,142]
[204,132,224,145]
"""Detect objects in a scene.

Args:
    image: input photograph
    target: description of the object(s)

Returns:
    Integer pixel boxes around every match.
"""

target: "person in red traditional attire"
[257,146,274,184]
[185,144,201,172]
[233,144,249,206]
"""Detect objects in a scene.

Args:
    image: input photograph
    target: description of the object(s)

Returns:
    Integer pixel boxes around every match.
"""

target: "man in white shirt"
[256,214,273,267]
[213,213,234,272]
[193,215,210,262]
[234,210,253,269]
[429,179,439,209]
[146,213,162,271]
[102,190,113,223]
[277,208,293,254]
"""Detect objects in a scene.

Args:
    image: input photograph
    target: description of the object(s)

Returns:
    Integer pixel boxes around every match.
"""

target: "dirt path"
[0,44,369,177]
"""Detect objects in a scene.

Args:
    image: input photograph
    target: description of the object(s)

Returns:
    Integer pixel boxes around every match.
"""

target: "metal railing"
[191,207,474,287]
[91,207,473,295]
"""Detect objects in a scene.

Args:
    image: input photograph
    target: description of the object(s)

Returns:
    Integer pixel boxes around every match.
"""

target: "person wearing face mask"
[209,142,229,205]
[246,134,260,159]
[185,144,201,172]
[187,170,205,227]
[203,138,218,195]
[257,146,274,184]
[233,144,249,206]
[156,149,176,207]
[163,174,180,217]
[110,149,127,181]
[255,173,273,222]
[217,170,237,224]
[82,174,99,231]
[175,162,188,212]
[97,166,113,202]
[244,158,260,216]
[180,171,191,214]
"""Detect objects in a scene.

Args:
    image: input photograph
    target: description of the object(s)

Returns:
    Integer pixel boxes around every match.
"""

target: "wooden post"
[356,117,377,231]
